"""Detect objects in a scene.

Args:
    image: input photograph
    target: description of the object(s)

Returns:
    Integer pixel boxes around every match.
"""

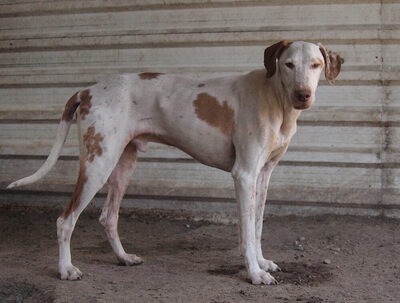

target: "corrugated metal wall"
[1,0,399,218]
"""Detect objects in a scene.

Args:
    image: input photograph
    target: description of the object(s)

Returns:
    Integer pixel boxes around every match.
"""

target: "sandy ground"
[0,205,399,303]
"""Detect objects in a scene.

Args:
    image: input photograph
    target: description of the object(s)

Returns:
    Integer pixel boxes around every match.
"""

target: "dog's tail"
[7,91,81,189]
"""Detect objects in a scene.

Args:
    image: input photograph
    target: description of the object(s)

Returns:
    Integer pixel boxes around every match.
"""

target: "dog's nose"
[295,89,311,102]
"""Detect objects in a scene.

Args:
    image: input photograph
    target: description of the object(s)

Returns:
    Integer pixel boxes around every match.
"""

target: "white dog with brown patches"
[8,41,342,285]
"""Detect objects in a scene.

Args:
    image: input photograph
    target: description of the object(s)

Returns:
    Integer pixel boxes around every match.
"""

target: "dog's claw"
[250,270,277,285]
[59,264,83,281]
[259,259,280,272]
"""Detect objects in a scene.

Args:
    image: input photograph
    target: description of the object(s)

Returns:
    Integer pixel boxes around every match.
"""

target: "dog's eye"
[285,62,295,69]
[311,63,321,69]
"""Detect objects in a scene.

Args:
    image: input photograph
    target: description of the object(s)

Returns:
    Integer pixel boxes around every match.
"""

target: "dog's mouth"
[293,100,312,110]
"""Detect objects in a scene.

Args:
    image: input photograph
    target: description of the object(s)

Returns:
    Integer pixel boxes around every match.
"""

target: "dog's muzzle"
[293,88,312,110]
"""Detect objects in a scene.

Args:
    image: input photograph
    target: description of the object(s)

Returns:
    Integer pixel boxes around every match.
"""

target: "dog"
[7,41,342,284]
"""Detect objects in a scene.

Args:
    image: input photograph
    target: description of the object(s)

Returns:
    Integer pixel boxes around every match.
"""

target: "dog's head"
[264,41,342,110]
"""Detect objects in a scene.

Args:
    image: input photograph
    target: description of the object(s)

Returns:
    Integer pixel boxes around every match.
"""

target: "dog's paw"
[118,253,143,266]
[258,259,281,272]
[249,269,278,285]
[59,264,83,281]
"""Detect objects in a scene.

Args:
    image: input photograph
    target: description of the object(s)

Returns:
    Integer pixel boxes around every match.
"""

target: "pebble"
[323,259,331,264]
[294,241,305,251]
[330,247,341,252]
[299,236,306,241]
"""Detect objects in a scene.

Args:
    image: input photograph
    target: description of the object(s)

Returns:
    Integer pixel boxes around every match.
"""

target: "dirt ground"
[0,205,399,303]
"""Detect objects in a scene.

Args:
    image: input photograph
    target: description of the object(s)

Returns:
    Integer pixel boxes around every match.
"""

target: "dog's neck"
[264,71,301,138]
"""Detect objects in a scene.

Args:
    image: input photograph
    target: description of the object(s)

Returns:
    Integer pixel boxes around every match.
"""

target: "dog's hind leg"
[99,142,143,266]
[57,129,126,280]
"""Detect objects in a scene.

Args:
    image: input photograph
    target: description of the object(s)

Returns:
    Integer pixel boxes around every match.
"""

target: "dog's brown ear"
[264,40,292,78]
[318,43,343,85]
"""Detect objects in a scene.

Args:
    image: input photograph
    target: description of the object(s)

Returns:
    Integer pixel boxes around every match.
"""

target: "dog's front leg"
[232,168,278,285]
[255,162,280,273]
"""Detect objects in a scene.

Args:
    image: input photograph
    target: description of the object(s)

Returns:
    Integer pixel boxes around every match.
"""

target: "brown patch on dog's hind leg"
[57,158,88,280]
[57,144,126,280]
[100,143,143,266]
[61,159,88,219]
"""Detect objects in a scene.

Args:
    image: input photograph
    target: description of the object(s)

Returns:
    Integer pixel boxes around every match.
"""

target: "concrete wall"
[1,0,399,218]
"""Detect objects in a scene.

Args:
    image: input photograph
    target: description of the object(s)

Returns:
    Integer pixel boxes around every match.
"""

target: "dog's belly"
[171,132,235,172]
[131,110,236,172]
[133,126,235,172]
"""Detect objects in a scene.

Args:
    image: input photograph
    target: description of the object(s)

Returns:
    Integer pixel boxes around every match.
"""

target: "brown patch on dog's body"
[193,93,235,135]
[83,126,104,162]
[62,92,79,122]
[61,159,88,218]
[79,90,92,120]
[139,73,163,80]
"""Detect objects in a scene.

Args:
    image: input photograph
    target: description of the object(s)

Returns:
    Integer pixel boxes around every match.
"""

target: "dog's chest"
[266,125,295,162]
[276,132,289,148]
